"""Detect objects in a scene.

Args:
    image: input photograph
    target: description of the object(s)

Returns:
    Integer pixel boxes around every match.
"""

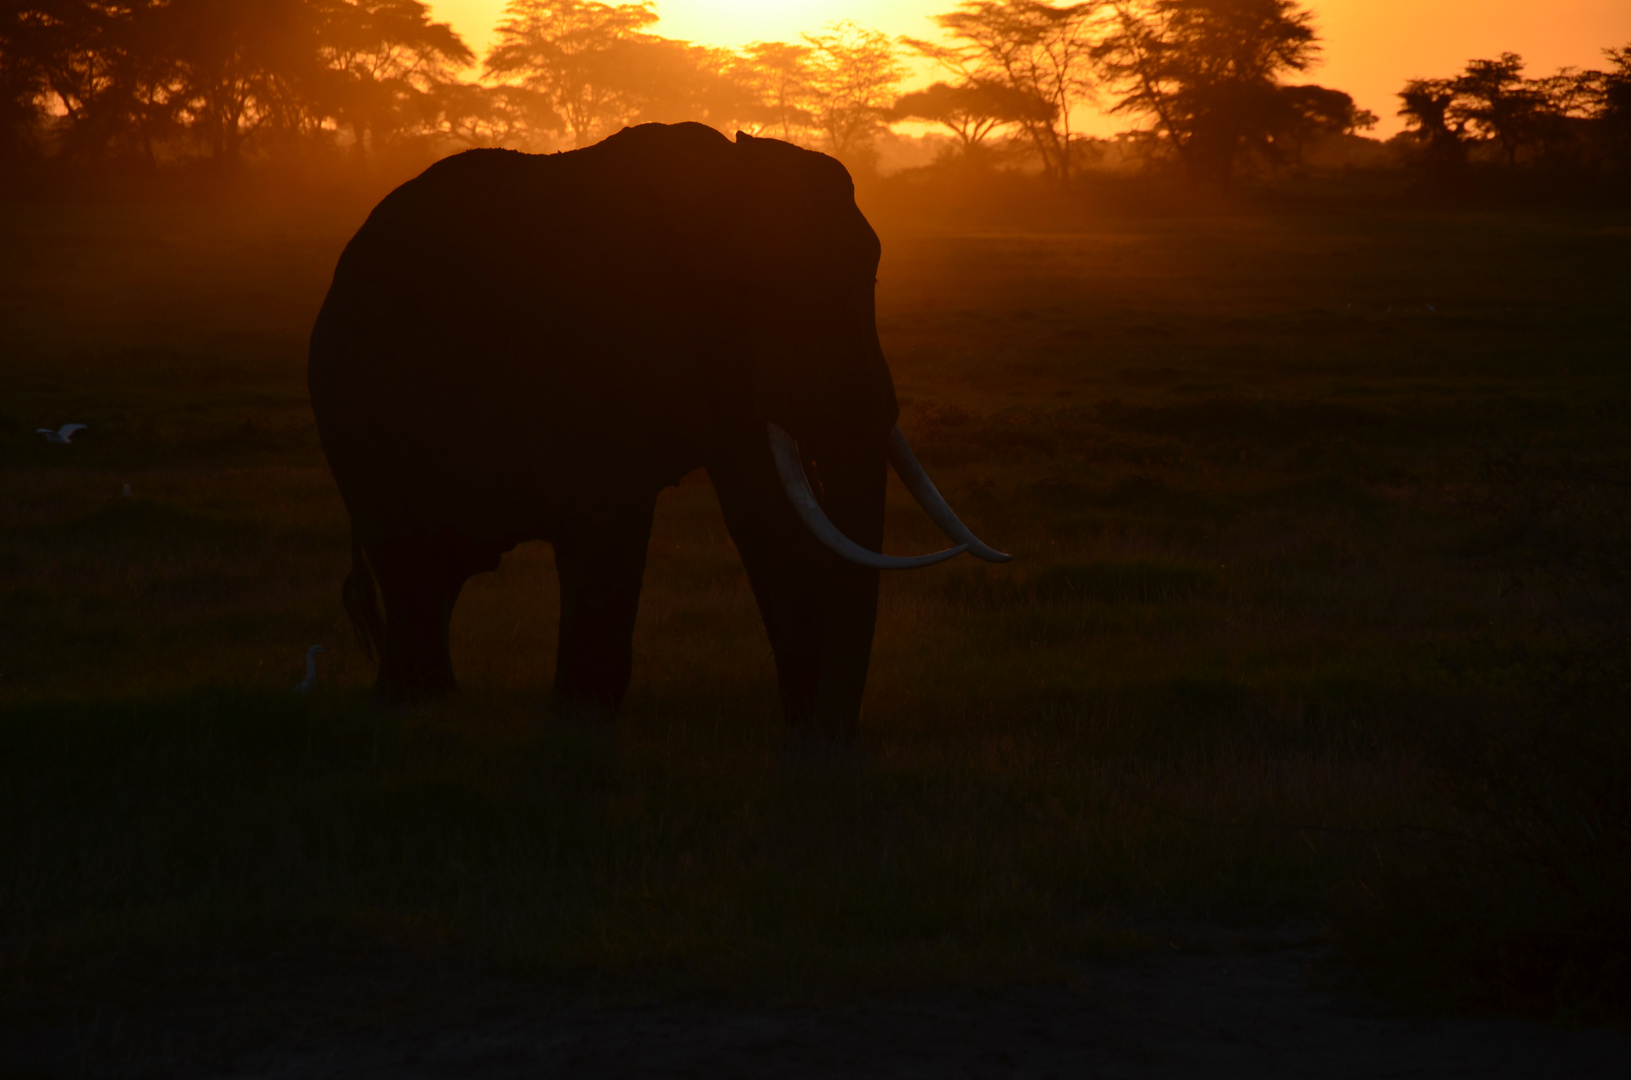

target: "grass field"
[2,188,1628,1014]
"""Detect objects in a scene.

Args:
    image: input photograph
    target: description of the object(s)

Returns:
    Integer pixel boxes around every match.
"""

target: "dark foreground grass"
[2,192,1629,1015]
[2,688,1408,995]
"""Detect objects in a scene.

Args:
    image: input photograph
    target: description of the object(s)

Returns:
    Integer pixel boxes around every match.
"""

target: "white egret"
[36,424,86,444]
[294,645,326,693]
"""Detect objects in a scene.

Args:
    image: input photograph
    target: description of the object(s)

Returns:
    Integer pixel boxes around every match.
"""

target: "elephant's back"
[310,133,729,541]
[318,125,735,359]
[316,146,619,362]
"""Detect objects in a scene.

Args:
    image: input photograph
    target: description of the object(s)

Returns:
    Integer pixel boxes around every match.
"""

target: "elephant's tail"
[342,535,385,667]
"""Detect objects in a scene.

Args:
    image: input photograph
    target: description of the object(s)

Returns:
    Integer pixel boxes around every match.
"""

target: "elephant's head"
[728,133,897,447]
[728,130,1010,569]
[601,122,1008,570]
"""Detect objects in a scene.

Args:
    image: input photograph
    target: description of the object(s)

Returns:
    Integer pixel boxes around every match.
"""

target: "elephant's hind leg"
[550,500,658,724]
[370,533,496,708]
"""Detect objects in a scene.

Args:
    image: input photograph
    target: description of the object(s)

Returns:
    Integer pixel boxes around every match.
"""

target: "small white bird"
[294,645,327,694]
[36,424,87,444]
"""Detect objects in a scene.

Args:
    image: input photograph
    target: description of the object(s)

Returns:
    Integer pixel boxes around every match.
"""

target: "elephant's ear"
[731,136,900,445]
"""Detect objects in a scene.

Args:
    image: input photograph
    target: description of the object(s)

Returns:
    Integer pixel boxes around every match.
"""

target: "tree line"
[3,0,1628,189]
[1398,49,1631,179]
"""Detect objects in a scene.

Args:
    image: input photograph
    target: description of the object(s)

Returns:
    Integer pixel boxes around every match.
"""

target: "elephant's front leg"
[709,436,885,738]
[367,531,499,708]
[550,498,658,723]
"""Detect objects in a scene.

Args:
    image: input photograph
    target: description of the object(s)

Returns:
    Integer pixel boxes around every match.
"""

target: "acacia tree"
[907,1,1106,183]
[424,81,537,147]
[10,0,175,161]
[484,2,765,147]
[799,20,903,163]
[308,0,472,159]
[1397,75,1466,177]
[613,39,760,132]
[1448,53,1612,169]
[1399,53,1620,176]
[1447,53,1550,168]
[483,0,659,146]
[6,1,276,165]
[0,9,50,165]
[0,0,483,168]
[159,0,326,164]
[1603,46,1631,168]
[1096,0,1321,187]
[887,80,1054,155]
[731,40,813,142]
[1523,66,1608,168]
[1271,83,1368,164]
[0,2,54,164]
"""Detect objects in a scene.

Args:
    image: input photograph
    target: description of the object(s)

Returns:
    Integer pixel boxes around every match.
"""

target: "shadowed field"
[2,194,1628,1023]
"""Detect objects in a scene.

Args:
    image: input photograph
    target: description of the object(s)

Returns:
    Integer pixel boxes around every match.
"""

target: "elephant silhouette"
[309,122,1007,735]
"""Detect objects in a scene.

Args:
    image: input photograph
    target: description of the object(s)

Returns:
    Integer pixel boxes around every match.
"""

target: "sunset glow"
[431,0,1631,134]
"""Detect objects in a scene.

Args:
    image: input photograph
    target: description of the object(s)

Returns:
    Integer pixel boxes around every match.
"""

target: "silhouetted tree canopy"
[3,0,1623,196]
[798,21,903,164]
[730,40,813,143]
[1396,49,1631,181]
[906,1,1106,183]
[1603,46,1631,169]
[0,4,50,165]
[887,80,1054,154]
[0,0,473,167]
[312,0,473,159]
[1270,83,1370,164]
[483,0,658,146]
[0,0,836,170]
[1397,76,1465,177]
[1451,53,1552,168]
[1096,0,1321,187]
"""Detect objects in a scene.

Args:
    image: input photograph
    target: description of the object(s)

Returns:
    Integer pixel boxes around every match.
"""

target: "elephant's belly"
[325,410,700,551]
[312,306,711,548]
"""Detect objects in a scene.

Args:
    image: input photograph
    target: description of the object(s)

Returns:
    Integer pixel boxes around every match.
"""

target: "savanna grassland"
[2,185,1628,1027]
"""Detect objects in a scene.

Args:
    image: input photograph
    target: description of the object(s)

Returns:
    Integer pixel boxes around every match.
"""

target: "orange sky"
[429,1,1631,135]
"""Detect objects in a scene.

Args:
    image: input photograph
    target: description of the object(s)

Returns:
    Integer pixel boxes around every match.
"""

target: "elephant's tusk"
[767,424,968,570]
[885,426,1013,563]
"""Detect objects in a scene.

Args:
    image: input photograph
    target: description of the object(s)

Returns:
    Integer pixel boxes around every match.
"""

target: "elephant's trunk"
[767,423,1011,569]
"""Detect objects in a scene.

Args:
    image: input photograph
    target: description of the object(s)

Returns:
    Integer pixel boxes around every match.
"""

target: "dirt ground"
[6,923,1627,1079]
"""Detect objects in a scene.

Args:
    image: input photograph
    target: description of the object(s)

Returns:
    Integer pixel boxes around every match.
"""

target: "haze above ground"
[429,1,1631,138]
